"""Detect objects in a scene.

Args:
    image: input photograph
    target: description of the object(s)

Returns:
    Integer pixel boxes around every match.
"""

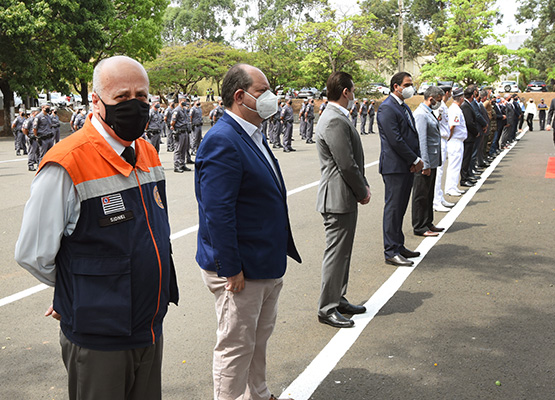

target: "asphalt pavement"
[0,122,554,400]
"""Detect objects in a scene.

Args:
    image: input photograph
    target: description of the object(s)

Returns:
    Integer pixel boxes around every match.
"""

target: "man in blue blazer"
[377,72,423,267]
[195,63,301,400]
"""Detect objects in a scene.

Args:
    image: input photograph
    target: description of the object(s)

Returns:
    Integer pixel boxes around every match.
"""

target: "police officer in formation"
[51,108,61,143]
[319,98,328,115]
[270,101,283,148]
[350,100,359,129]
[368,100,376,133]
[22,108,38,171]
[164,102,176,151]
[304,98,315,144]
[190,101,203,155]
[299,99,308,140]
[11,109,27,156]
[69,108,78,132]
[214,101,225,122]
[33,104,55,164]
[359,98,368,134]
[171,100,192,172]
[146,102,164,153]
[281,99,295,152]
[73,107,87,131]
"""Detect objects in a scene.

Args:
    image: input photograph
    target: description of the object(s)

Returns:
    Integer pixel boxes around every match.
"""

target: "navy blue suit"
[195,112,301,279]
[377,95,421,259]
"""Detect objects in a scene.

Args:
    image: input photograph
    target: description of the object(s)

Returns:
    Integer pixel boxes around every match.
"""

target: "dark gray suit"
[316,103,368,317]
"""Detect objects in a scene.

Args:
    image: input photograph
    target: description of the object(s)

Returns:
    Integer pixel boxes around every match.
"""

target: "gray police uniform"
[171,105,192,170]
[13,114,27,155]
[350,104,358,129]
[24,116,38,169]
[147,108,164,153]
[281,104,294,151]
[214,105,224,122]
[33,111,54,162]
[260,119,268,140]
[299,102,307,139]
[189,105,203,154]
[359,102,368,134]
[270,105,282,147]
[305,102,315,142]
[51,113,61,143]
[368,102,376,133]
[164,106,175,151]
[74,113,86,131]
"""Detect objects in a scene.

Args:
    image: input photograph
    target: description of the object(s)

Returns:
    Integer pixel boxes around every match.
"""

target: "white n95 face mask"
[243,90,278,120]
[401,86,415,100]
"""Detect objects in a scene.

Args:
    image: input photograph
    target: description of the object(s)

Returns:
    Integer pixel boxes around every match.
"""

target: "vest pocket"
[71,256,132,336]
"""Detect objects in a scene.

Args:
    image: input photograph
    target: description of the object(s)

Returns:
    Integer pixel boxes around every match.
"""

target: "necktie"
[403,103,415,131]
[122,146,136,167]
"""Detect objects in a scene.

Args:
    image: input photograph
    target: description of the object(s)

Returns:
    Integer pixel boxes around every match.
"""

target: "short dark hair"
[326,72,354,101]
[390,72,412,92]
[221,64,253,108]
[464,86,475,99]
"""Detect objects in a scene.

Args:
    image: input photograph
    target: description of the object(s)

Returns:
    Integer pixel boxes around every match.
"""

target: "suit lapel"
[226,115,285,195]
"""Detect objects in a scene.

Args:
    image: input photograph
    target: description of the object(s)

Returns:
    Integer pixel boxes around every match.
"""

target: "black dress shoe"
[337,303,366,315]
[28,165,36,172]
[460,181,475,187]
[174,167,184,173]
[385,254,414,266]
[400,248,420,258]
[428,225,445,233]
[318,311,355,328]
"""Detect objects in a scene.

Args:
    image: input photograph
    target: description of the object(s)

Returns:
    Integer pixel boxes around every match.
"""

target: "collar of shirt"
[421,102,433,112]
[225,109,258,138]
[391,92,404,105]
[91,115,135,157]
[328,101,349,117]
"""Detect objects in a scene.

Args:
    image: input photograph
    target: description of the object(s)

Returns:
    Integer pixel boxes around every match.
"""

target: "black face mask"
[45,108,51,114]
[98,96,150,142]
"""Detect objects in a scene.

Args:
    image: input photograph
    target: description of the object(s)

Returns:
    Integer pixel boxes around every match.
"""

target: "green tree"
[144,42,249,100]
[250,27,303,90]
[516,0,555,87]
[239,0,327,32]
[420,0,530,85]
[0,0,109,135]
[162,0,237,45]
[294,11,396,88]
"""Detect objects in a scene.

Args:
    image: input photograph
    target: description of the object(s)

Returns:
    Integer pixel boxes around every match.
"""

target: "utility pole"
[398,0,404,71]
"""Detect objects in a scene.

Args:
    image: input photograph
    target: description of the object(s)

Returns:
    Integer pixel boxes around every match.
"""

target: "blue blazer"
[377,95,420,175]
[195,113,301,280]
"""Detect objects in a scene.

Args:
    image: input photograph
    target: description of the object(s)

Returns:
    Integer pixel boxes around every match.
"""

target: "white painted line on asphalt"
[279,130,527,400]
[0,284,49,307]
[0,158,26,164]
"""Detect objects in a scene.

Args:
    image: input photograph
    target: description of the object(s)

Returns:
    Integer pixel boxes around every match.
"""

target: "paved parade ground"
[1,124,554,399]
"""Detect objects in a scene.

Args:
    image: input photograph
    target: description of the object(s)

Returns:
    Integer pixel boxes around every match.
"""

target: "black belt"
[38,133,53,139]
[176,128,189,134]
[147,129,161,134]
[193,123,202,127]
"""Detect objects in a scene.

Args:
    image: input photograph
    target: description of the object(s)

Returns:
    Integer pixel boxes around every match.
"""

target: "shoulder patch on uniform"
[153,185,164,209]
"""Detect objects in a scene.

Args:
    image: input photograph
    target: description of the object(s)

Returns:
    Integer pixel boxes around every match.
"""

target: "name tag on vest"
[98,210,134,227]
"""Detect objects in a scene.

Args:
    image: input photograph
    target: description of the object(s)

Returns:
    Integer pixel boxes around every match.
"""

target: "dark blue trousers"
[382,172,414,259]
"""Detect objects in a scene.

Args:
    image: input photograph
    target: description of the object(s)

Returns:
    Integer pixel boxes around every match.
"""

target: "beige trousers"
[201,269,283,400]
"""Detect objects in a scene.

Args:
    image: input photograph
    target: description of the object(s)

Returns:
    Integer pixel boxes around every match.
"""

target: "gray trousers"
[318,211,358,316]
[173,129,190,168]
[60,331,163,400]
[27,137,39,167]
[191,124,203,153]
[299,117,306,139]
[360,115,367,134]
[283,121,293,149]
[147,132,161,153]
[15,130,26,152]
[166,124,175,151]
[306,118,314,140]
[39,137,55,163]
